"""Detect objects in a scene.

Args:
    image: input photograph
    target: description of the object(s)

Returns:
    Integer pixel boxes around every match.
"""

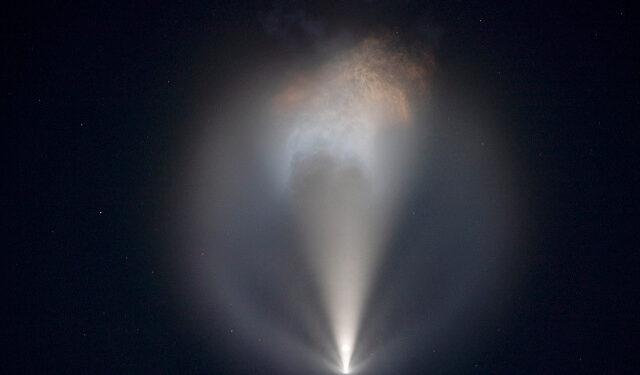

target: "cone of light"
[274,36,433,372]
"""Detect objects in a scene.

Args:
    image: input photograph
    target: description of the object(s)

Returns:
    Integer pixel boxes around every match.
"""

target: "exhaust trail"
[274,36,433,372]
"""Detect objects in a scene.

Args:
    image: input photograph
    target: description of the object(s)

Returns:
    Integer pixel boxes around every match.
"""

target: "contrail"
[273,35,434,372]
[179,32,517,375]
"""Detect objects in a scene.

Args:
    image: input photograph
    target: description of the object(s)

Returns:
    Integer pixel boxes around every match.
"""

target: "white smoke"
[272,36,434,372]
[177,33,519,375]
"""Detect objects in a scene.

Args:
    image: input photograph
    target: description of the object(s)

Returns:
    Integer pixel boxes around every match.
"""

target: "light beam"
[275,36,433,372]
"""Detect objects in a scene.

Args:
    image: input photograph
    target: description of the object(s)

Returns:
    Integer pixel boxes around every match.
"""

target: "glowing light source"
[340,344,352,374]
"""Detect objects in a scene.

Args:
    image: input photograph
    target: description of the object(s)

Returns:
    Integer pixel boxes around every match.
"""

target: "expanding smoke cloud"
[178,32,518,375]
[273,36,434,372]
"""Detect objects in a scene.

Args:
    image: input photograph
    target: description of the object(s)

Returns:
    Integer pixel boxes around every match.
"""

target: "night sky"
[5,1,639,374]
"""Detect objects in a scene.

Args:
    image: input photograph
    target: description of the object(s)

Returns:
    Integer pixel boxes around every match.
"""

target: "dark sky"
[5,1,638,374]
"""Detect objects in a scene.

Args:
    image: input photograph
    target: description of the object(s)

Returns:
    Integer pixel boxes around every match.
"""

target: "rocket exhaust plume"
[178,31,518,375]
[274,36,433,372]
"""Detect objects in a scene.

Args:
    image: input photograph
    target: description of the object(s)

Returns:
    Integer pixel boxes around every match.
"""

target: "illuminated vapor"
[272,36,434,372]
[179,29,517,375]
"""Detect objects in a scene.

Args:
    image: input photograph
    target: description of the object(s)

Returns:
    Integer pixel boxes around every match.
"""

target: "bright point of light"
[340,344,352,374]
